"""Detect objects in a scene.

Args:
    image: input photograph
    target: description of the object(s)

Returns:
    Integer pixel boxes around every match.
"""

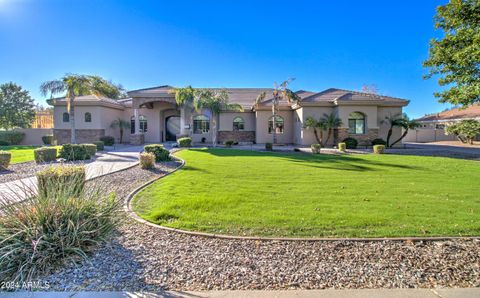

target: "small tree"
[171,86,195,136]
[382,113,405,147]
[390,116,420,147]
[445,119,480,144]
[303,117,327,145]
[322,112,343,146]
[110,118,131,143]
[0,82,35,130]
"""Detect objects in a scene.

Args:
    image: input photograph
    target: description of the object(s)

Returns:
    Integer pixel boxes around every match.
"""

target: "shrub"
[201,137,206,143]
[265,143,273,151]
[59,144,88,161]
[139,152,155,169]
[0,171,120,284]
[342,137,358,149]
[99,136,115,146]
[0,131,25,145]
[82,144,97,157]
[144,144,170,162]
[338,142,346,152]
[33,147,57,163]
[373,145,385,154]
[0,140,9,146]
[0,151,12,170]
[371,138,387,146]
[177,137,192,148]
[311,144,321,154]
[36,165,86,198]
[93,141,104,151]
[224,140,234,148]
[41,135,53,145]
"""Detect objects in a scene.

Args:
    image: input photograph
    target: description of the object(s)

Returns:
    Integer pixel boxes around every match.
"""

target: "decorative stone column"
[133,108,140,134]
[130,108,144,145]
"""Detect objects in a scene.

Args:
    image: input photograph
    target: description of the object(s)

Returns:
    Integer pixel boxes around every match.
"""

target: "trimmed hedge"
[373,145,385,154]
[82,144,97,157]
[0,131,25,145]
[93,141,104,151]
[34,147,57,163]
[0,140,9,146]
[338,142,346,152]
[144,144,170,162]
[177,137,192,148]
[59,144,88,161]
[36,165,86,198]
[99,136,115,146]
[265,143,273,151]
[42,135,54,145]
[139,152,155,169]
[0,151,12,170]
[342,137,358,149]
[224,140,234,148]
[371,138,387,146]
[311,144,321,154]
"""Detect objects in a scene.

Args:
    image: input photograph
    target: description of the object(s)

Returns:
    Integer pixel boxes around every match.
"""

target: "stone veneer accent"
[130,133,145,145]
[54,129,105,144]
[335,128,379,147]
[218,131,255,144]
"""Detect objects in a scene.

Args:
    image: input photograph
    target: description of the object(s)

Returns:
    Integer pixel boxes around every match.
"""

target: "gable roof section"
[301,88,408,105]
[47,95,126,109]
[416,104,480,122]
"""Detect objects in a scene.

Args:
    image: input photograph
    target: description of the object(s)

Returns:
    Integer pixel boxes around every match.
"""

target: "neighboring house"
[48,86,409,146]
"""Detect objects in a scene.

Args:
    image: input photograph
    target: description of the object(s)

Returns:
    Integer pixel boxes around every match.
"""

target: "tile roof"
[48,95,126,107]
[416,104,480,122]
[301,88,407,103]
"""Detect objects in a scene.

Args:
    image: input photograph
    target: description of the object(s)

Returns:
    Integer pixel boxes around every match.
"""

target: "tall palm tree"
[322,112,342,146]
[390,116,420,147]
[303,117,327,146]
[193,89,243,147]
[110,118,131,143]
[381,113,404,147]
[170,86,195,136]
[41,74,120,144]
[255,78,301,144]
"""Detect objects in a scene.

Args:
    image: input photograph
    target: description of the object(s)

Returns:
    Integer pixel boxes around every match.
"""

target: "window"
[130,115,148,133]
[84,112,92,123]
[63,112,69,122]
[348,112,365,134]
[233,116,245,131]
[268,115,284,134]
[193,115,210,134]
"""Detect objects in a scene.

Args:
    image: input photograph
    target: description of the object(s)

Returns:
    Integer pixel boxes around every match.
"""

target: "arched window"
[348,112,365,134]
[84,112,92,123]
[268,115,284,134]
[130,115,148,133]
[233,116,245,131]
[193,115,210,134]
[62,112,69,122]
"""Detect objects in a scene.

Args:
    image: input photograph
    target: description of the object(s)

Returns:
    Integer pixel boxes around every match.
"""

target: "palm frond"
[40,80,65,97]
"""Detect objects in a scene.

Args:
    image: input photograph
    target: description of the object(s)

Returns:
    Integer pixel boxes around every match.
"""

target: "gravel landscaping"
[44,160,480,291]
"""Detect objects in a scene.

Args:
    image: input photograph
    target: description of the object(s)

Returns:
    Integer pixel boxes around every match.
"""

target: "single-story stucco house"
[48,85,409,146]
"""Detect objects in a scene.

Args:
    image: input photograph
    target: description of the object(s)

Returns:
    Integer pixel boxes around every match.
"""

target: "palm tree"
[303,117,327,145]
[41,74,120,144]
[255,78,301,144]
[390,116,420,147]
[381,113,404,147]
[322,112,342,146]
[170,86,195,136]
[110,118,131,143]
[193,89,243,147]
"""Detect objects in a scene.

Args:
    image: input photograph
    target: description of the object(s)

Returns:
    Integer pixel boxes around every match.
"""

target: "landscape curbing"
[125,149,480,242]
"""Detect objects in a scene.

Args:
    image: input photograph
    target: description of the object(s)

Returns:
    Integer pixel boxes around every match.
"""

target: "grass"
[132,149,480,238]
[0,146,60,164]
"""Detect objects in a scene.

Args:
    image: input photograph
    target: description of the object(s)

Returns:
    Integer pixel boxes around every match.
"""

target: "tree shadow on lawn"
[187,148,425,172]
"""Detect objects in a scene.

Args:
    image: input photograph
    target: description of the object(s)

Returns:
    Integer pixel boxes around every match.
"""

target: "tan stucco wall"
[15,128,53,146]
[218,112,255,131]
[377,106,403,146]
[297,107,336,145]
[337,105,378,130]
[255,110,294,144]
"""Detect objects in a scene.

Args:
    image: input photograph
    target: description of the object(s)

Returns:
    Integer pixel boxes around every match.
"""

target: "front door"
[165,116,180,141]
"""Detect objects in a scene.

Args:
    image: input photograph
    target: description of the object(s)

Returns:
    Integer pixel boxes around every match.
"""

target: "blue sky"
[0,0,448,118]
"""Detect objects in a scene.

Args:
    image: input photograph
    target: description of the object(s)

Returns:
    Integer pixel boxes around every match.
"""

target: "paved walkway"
[404,142,480,155]
[0,145,143,204]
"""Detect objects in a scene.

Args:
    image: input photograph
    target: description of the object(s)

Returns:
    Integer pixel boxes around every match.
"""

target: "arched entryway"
[165,116,180,141]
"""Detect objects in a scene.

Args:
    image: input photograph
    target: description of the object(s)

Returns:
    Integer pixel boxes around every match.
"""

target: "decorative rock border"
[125,150,480,242]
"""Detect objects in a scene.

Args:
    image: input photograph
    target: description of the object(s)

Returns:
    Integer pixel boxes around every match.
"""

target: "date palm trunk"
[390,128,408,147]
[69,93,76,144]
[212,114,217,147]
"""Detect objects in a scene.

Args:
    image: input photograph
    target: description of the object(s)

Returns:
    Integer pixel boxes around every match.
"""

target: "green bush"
[33,147,57,163]
[0,151,12,170]
[0,169,120,284]
[311,144,321,154]
[371,138,387,146]
[36,165,86,198]
[265,143,273,151]
[93,141,104,151]
[59,144,88,161]
[99,136,115,146]
[177,137,192,147]
[224,140,234,148]
[338,142,346,152]
[41,135,53,145]
[373,145,385,154]
[0,140,9,146]
[0,131,25,145]
[82,144,97,157]
[144,144,170,162]
[139,152,155,169]
[342,137,358,149]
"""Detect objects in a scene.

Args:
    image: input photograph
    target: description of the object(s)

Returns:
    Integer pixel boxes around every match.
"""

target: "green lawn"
[0,146,60,164]
[132,149,480,238]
